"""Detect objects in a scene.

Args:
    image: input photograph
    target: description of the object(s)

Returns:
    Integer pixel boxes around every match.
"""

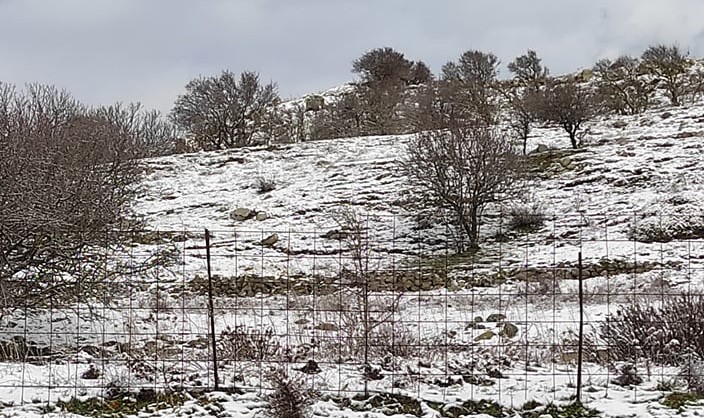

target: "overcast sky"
[1,0,703,113]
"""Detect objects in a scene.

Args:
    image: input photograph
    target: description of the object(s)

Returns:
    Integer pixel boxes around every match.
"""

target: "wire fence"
[1,212,704,409]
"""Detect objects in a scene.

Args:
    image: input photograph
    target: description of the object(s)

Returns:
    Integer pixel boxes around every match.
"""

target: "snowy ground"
[2,98,704,416]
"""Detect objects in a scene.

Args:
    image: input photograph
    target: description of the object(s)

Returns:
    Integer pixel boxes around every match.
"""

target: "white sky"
[1,0,703,113]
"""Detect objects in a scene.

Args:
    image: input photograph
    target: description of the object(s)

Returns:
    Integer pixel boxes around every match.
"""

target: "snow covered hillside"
[3,93,704,418]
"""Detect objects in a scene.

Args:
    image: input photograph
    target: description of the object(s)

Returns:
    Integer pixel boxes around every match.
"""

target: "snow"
[3,93,704,417]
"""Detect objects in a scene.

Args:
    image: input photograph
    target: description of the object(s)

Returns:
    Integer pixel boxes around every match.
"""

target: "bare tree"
[260,103,307,144]
[171,70,279,150]
[309,92,367,140]
[403,116,524,250]
[0,83,149,316]
[441,50,500,125]
[501,83,540,155]
[641,44,691,106]
[534,79,595,149]
[95,102,179,157]
[508,49,549,91]
[332,206,402,395]
[592,55,655,115]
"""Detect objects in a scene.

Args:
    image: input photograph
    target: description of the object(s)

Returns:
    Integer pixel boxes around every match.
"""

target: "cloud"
[0,0,702,112]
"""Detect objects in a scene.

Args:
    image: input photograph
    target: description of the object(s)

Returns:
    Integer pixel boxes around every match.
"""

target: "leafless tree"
[170,70,279,150]
[508,49,549,91]
[309,92,367,140]
[260,103,307,144]
[592,55,655,115]
[440,50,500,125]
[95,102,179,156]
[0,83,151,316]
[534,79,595,149]
[403,115,524,250]
[501,82,540,155]
[331,206,402,394]
[641,44,691,106]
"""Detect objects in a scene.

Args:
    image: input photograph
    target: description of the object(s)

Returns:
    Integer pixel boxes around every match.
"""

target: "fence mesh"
[1,213,703,409]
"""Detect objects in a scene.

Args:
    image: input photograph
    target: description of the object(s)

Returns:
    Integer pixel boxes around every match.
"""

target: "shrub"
[0,83,152,315]
[264,368,316,418]
[630,196,704,243]
[507,201,546,232]
[601,293,704,364]
[254,173,278,194]
[218,325,282,362]
[679,354,704,394]
[613,363,643,387]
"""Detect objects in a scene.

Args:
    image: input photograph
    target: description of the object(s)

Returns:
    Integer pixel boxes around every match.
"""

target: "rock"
[304,95,325,111]
[255,212,269,221]
[661,111,673,119]
[499,322,519,339]
[558,156,572,168]
[474,330,496,341]
[314,322,338,331]
[612,120,628,129]
[533,144,549,153]
[298,359,321,374]
[81,365,101,380]
[261,234,279,247]
[486,313,506,322]
[231,207,254,221]
[321,229,348,240]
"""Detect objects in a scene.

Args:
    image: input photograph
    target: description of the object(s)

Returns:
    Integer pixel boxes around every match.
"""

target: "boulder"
[499,322,519,339]
[255,212,269,221]
[322,229,348,240]
[231,207,254,221]
[612,120,628,129]
[486,313,506,322]
[261,234,279,247]
[559,156,573,169]
[305,95,325,111]
[474,330,496,341]
[533,143,549,154]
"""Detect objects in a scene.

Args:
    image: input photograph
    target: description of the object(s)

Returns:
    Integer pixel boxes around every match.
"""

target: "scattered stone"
[298,359,321,374]
[255,212,269,221]
[486,313,506,322]
[231,207,254,221]
[261,234,279,247]
[533,143,549,153]
[314,322,338,331]
[363,364,384,380]
[558,156,573,168]
[474,330,496,341]
[499,322,519,339]
[322,229,348,240]
[81,365,101,380]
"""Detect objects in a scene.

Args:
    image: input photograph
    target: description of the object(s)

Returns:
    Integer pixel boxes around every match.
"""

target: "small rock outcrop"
[261,233,279,247]
[231,207,254,221]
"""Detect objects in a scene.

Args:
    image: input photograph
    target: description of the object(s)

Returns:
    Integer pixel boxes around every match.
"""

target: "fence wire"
[1,213,703,408]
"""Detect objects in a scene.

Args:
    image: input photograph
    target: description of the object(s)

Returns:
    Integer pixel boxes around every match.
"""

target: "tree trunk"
[568,128,578,149]
[462,205,480,250]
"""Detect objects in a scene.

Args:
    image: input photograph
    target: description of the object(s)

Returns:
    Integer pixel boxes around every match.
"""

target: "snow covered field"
[2,98,704,417]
